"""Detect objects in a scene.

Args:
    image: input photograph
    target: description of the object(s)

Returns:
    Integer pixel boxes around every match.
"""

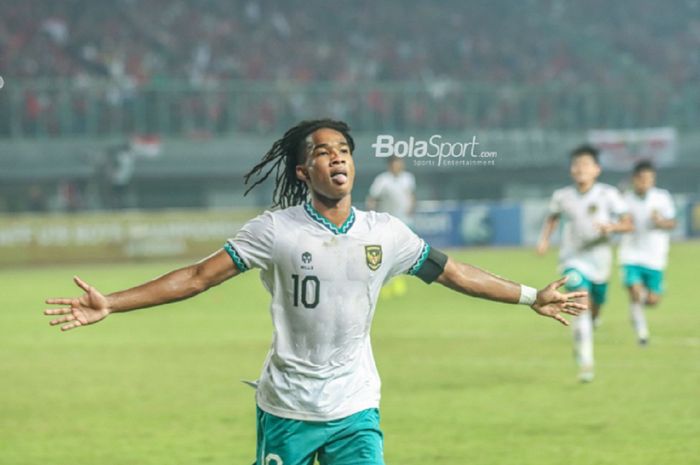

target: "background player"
[537,144,633,382]
[366,155,416,224]
[619,161,676,346]
[45,120,586,465]
[366,155,416,297]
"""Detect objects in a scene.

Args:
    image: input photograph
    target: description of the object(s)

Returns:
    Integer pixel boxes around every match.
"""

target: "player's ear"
[296,143,312,182]
[296,165,309,182]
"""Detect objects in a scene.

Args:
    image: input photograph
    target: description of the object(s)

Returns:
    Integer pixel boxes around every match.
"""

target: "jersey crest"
[364,245,383,271]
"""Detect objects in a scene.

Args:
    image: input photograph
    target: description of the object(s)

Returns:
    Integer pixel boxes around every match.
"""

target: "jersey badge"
[365,245,383,271]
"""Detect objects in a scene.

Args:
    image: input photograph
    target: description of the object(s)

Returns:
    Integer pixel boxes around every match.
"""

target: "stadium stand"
[1,0,699,136]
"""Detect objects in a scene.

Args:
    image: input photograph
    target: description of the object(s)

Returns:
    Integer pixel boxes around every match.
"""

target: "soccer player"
[366,155,416,224]
[619,161,676,346]
[45,120,586,465]
[537,144,633,383]
[366,155,416,297]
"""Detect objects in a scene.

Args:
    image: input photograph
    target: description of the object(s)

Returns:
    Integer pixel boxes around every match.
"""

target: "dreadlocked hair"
[243,119,355,209]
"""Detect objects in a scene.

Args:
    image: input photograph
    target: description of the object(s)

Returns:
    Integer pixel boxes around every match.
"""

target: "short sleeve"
[368,174,385,199]
[387,216,430,278]
[608,187,628,216]
[224,212,275,272]
[661,191,676,219]
[548,190,563,216]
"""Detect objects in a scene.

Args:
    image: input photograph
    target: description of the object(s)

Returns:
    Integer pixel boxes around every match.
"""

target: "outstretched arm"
[536,214,559,255]
[44,249,238,331]
[435,257,586,326]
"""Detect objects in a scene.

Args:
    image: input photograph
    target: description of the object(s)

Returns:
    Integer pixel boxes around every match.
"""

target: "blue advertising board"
[413,202,522,248]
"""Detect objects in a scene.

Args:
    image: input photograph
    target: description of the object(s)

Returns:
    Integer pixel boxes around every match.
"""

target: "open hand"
[44,276,111,331]
[531,276,587,326]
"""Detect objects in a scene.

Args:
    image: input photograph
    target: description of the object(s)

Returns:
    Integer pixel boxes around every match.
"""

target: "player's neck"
[575,181,596,194]
[309,195,353,228]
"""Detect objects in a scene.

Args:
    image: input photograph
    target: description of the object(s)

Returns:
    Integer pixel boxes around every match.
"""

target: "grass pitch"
[2,243,699,465]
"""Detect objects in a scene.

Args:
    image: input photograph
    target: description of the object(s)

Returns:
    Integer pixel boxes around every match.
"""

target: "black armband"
[414,247,448,284]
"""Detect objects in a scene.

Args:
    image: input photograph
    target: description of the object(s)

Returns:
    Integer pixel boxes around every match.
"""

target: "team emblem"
[587,203,598,214]
[301,252,312,264]
[364,245,383,271]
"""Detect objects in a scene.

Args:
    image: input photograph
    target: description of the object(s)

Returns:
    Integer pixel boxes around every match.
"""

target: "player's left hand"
[530,276,587,326]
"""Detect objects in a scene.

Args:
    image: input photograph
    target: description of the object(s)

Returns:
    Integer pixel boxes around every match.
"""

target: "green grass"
[2,243,699,465]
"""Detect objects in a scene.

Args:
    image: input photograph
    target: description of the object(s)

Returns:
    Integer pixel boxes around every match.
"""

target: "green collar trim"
[303,202,356,235]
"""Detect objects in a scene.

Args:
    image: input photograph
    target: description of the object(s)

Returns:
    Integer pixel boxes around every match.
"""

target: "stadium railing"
[1,80,699,138]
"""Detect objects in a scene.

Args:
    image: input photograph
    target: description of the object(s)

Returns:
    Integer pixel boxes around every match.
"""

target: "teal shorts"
[622,264,664,294]
[254,406,384,465]
[563,268,608,306]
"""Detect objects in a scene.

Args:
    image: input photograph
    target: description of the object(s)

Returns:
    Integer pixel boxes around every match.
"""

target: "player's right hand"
[44,276,111,331]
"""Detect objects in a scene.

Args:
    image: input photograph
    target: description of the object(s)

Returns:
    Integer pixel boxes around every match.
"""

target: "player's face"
[570,154,600,187]
[297,128,355,201]
[388,158,404,174]
[632,169,655,195]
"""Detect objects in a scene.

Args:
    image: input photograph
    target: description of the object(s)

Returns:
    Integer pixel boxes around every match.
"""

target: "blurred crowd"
[4,0,699,86]
[1,0,699,134]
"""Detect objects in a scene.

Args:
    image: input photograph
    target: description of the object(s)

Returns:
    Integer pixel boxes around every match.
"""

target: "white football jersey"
[619,187,675,270]
[225,202,430,421]
[368,171,416,222]
[549,183,628,283]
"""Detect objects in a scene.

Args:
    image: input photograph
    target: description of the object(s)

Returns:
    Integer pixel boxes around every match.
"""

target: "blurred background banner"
[6,195,691,265]
[0,209,255,266]
[588,127,677,171]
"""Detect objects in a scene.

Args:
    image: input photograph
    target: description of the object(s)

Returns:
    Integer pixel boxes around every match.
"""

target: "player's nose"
[329,151,346,165]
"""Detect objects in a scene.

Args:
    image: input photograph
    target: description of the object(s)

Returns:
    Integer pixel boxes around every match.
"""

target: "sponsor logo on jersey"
[300,251,313,270]
[365,245,383,271]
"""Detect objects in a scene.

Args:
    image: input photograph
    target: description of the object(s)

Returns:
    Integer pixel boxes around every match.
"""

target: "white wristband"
[519,285,537,305]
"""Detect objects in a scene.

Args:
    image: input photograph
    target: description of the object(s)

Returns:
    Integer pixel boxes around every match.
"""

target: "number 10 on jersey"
[291,274,320,309]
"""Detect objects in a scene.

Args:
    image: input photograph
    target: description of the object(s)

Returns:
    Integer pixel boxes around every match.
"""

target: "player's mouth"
[330,169,349,186]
